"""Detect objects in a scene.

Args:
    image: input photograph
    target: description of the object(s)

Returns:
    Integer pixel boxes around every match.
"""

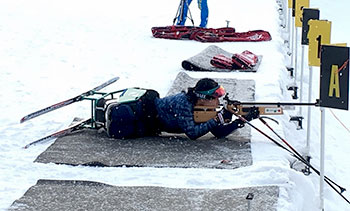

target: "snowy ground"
[0,0,349,210]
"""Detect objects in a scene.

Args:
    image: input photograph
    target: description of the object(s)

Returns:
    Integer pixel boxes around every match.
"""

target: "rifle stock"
[193,106,217,123]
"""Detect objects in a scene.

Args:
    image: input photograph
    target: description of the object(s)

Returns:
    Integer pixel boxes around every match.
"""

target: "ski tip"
[20,116,30,123]
[20,117,26,124]
[111,76,120,83]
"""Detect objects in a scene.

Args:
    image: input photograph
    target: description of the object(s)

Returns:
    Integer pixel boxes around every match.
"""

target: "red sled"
[151,26,271,42]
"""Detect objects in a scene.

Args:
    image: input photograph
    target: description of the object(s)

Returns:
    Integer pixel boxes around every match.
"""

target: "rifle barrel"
[237,102,318,106]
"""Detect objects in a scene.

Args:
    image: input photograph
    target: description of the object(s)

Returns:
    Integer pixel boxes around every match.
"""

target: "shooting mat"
[182,45,262,72]
[34,71,255,169]
[9,179,279,211]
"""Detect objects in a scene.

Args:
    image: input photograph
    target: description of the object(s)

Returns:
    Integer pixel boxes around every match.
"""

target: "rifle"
[193,94,319,123]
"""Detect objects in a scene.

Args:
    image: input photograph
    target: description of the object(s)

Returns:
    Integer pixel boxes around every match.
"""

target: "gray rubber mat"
[34,129,252,168]
[9,179,279,211]
[182,45,262,72]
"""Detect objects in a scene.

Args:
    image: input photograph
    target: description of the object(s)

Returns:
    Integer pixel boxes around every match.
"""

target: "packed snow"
[0,0,349,210]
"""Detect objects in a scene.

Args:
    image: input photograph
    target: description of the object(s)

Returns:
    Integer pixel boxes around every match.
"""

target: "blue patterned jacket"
[154,92,243,139]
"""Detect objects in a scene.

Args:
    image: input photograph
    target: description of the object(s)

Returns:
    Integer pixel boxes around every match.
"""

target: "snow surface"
[0,0,349,210]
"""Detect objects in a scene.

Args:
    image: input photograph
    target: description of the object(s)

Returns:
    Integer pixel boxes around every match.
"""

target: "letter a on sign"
[320,45,349,110]
[329,65,340,98]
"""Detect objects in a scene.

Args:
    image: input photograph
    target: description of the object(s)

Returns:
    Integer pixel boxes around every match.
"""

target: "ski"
[23,118,91,149]
[20,76,119,123]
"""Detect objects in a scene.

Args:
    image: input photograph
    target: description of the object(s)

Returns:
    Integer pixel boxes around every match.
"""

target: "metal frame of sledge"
[81,89,127,129]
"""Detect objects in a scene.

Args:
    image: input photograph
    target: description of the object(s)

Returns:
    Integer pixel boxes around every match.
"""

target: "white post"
[299,45,305,115]
[287,6,291,50]
[285,0,288,28]
[294,27,299,84]
[280,0,287,29]
[290,17,295,70]
[320,107,326,210]
[306,66,313,153]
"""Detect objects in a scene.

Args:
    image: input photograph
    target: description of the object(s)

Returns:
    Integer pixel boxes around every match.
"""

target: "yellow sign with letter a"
[320,45,349,110]
[327,43,347,98]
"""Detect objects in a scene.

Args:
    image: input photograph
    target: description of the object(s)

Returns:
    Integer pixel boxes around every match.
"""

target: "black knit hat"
[186,78,224,103]
[193,78,223,100]
[194,78,218,92]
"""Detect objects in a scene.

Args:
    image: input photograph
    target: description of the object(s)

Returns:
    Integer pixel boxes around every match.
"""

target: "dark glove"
[243,107,259,121]
[217,108,233,124]
[221,108,233,122]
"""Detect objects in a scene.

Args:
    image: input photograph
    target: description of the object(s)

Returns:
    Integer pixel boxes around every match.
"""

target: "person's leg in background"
[198,0,208,27]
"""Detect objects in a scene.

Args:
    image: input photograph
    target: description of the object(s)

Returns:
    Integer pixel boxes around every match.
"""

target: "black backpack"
[102,88,160,139]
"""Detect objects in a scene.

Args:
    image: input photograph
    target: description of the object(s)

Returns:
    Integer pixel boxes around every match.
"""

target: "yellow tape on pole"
[308,20,332,67]
[295,0,310,27]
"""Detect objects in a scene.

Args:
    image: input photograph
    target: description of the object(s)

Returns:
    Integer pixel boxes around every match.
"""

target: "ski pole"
[258,117,346,193]
[239,114,350,204]
[232,113,350,204]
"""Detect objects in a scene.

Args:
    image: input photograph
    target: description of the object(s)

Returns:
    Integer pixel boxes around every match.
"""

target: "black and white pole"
[301,7,320,161]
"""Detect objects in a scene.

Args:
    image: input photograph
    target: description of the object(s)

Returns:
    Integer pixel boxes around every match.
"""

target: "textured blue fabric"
[155,93,217,139]
[107,104,136,139]
[176,0,208,28]
[154,92,243,140]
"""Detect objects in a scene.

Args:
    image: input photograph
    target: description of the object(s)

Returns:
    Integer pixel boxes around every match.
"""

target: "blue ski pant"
[176,0,208,28]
